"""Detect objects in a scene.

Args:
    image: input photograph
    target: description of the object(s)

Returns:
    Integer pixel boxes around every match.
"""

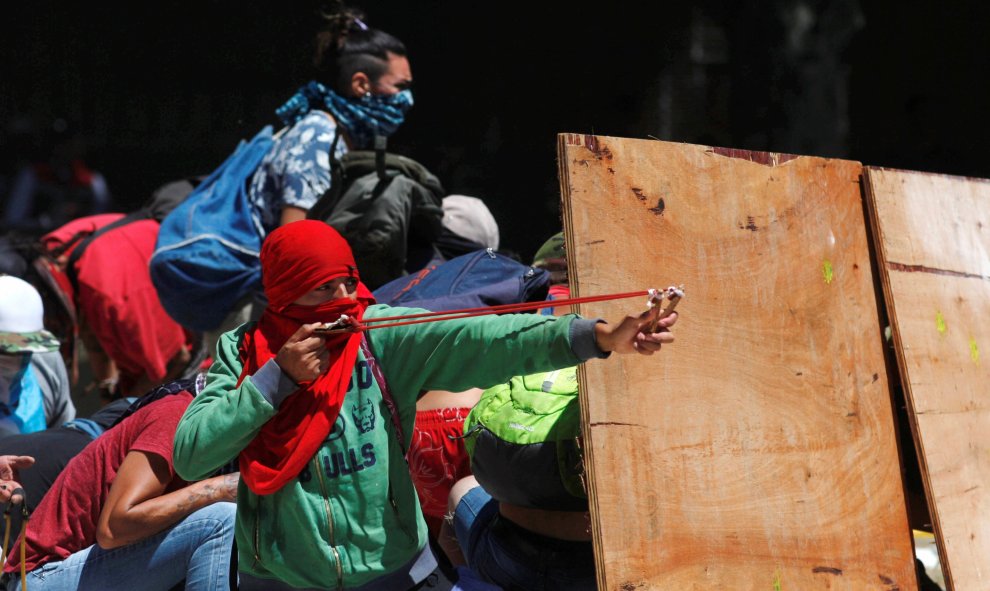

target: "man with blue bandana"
[205,8,416,341]
[248,10,414,234]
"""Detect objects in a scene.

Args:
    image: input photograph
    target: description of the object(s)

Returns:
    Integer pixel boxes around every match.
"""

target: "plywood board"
[558,135,915,590]
[864,167,990,591]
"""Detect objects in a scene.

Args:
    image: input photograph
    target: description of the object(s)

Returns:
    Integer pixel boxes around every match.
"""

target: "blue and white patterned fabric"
[276,81,413,149]
[246,111,348,238]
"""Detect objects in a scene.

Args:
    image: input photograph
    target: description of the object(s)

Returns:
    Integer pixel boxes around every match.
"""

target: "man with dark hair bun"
[249,6,414,233]
[203,5,417,340]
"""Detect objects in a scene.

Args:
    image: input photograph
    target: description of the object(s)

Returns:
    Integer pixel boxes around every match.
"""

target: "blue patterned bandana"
[276,81,413,149]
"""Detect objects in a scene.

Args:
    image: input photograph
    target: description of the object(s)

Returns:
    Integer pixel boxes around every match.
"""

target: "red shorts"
[408,407,473,535]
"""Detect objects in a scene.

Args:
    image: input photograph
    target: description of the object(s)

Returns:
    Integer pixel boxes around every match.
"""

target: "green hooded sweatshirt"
[172,304,604,590]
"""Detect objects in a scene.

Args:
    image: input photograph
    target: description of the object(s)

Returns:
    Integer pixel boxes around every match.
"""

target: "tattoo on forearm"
[175,474,239,512]
[175,485,211,513]
[222,474,238,501]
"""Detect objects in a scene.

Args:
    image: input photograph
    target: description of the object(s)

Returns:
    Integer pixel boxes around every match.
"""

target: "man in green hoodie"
[172,221,677,591]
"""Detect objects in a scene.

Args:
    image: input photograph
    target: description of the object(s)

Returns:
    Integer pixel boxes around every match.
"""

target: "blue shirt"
[247,111,348,237]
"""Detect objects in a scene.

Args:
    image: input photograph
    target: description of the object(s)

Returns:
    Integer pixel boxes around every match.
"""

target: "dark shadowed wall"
[3,1,988,259]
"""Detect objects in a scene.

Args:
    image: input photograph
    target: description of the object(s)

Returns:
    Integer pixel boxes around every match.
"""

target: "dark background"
[3,1,988,260]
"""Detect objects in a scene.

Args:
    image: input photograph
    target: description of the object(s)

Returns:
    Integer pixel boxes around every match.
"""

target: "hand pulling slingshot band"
[313,287,685,335]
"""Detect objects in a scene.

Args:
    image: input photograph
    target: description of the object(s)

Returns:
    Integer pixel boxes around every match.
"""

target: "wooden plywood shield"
[864,167,990,591]
[557,135,915,590]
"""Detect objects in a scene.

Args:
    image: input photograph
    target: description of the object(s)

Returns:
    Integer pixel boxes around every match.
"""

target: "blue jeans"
[6,502,236,591]
[452,487,595,591]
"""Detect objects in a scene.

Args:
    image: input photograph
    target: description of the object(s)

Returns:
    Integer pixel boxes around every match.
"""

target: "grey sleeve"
[569,318,612,361]
[250,359,300,409]
[31,351,75,427]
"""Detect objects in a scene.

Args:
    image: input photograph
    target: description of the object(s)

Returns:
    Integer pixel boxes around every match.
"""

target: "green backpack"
[464,366,587,510]
[306,135,445,290]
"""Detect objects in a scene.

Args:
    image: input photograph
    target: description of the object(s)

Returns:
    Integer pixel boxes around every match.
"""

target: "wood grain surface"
[558,135,915,591]
[864,167,990,591]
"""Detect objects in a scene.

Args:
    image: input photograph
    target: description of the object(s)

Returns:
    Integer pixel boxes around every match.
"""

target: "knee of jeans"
[193,502,237,529]
[447,475,480,515]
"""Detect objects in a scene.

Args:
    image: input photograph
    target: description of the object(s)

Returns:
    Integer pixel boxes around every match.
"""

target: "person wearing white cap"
[440,195,500,252]
[406,195,502,273]
[0,275,75,436]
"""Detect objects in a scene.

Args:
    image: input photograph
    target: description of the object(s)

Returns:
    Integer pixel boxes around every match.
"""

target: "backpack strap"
[373,135,387,181]
[358,334,407,457]
[65,208,151,294]
[46,230,89,259]
[305,127,345,222]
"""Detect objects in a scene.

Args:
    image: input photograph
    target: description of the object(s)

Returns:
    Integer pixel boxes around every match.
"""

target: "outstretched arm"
[96,449,238,550]
[372,303,679,402]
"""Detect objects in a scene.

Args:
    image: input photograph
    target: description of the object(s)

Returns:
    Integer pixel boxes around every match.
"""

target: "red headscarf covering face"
[237,221,374,495]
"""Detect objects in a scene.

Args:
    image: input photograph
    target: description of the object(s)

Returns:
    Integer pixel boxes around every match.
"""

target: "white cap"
[442,195,500,250]
[0,275,60,354]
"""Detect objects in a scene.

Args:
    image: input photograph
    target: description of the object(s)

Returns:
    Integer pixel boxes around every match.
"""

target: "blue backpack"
[372,248,550,311]
[150,127,274,332]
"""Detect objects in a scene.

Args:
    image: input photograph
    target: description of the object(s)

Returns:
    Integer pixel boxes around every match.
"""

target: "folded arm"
[96,449,238,550]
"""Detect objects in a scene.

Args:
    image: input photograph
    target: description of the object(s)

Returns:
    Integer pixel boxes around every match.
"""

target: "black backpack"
[306,135,445,289]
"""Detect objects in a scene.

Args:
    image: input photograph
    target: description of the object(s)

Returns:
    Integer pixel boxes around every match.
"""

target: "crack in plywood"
[887,261,990,281]
[589,421,647,429]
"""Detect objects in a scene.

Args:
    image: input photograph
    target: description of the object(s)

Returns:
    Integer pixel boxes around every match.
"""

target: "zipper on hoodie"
[314,455,344,590]
[387,480,415,540]
[252,500,263,569]
[388,482,409,534]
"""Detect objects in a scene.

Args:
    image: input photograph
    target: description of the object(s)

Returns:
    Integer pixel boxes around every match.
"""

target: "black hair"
[313,3,407,95]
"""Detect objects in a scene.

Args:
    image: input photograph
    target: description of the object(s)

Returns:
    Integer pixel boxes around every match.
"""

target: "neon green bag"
[464,367,586,510]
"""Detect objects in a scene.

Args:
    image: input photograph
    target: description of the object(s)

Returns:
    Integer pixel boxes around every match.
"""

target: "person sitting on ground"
[445,231,594,591]
[446,367,592,591]
[172,220,677,591]
[0,374,207,545]
[438,196,499,257]
[0,275,74,436]
[1,383,237,591]
[0,234,83,383]
[409,387,482,547]
[0,398,133,546]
